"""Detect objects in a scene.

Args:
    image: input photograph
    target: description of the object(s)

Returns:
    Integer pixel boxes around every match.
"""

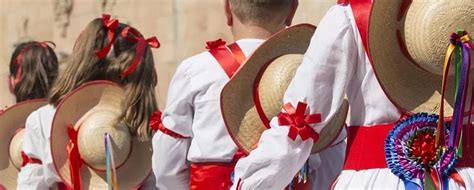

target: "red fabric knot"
[39,41,56,49]
[20,151,42,167]
[66,125,83,190]
[150,111,162,132]
[411,132,437,165]
[278,102,321,142]
[95,14,120,58]
[336,0,349,5]
[120,26,160,77]
[205,39,226,50]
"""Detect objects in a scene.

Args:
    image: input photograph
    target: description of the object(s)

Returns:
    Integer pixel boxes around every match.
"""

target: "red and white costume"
[231,3,474,190]
[152,39,264,190]
[17,105,62,189]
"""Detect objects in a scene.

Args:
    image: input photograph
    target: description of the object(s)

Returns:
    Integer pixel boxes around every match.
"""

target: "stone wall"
[0,0,335,108]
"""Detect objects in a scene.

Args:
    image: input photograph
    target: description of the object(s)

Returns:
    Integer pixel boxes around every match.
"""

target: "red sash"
[188,40,246,190]
[344,123,474,170]
[346,0,474,170]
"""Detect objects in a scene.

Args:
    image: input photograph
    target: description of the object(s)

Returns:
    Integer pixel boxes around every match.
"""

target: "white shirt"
[231,5,401,189]
[17,105,61,189]
[152,39,264,190]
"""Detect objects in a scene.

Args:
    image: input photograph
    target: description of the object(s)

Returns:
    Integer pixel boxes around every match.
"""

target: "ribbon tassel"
[67,125,83,190]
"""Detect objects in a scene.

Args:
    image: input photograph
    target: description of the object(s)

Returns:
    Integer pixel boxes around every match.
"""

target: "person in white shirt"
[151,0,298,189]
[18,15,160,189]
[231,0,474,189]
[1,41,58,189]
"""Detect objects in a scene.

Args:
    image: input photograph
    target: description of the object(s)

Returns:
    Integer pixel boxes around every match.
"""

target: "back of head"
[230,0,294,28]
[9,41,59,102]
[49,16,158,141]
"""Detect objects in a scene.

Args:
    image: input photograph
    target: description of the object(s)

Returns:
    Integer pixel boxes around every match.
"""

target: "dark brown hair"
[229,0,293,26]
[48,17,158,141]
[9,41,59,102]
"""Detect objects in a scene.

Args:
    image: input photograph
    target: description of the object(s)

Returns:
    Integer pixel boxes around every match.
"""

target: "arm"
[152,62,194,190]
[17,111,49,189]
[232,5,357,189]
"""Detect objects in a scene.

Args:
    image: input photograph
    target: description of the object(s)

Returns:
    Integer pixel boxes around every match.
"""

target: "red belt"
[189,150,245,190]
[343,124,474,170]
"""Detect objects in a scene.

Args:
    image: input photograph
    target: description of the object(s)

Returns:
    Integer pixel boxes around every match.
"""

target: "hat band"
[252,58,276,129]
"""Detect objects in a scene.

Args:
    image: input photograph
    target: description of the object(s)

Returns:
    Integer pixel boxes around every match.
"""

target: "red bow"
[120,26,160,77]
[278,102,321,142]
[14,41,56,82]
[67,125,83,190]
[206,39,226,50]
[150,111,163,132]
[95,14,120,58]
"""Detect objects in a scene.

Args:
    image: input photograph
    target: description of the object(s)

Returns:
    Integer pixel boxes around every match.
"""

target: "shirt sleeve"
[17,111,49,190]
[231,5,358,189]
[152,61,194,190]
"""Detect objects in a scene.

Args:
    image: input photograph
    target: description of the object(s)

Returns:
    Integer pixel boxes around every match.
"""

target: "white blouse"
[17,105,61,189]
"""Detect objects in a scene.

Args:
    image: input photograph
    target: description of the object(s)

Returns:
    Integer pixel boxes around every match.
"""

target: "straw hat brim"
[50,80,151,189]
[0,99,48,189]
[368,0,473,115]
[221,24,349,154]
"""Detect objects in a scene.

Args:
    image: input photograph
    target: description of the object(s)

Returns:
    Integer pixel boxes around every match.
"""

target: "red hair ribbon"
[95,14,120,58]
[120,27,160,77]
[149,111,162,132]
[14,41,56,82]
[66,125,83,190]
[206,39,226,50]
[278,102,321,142]
[39,41,56,49]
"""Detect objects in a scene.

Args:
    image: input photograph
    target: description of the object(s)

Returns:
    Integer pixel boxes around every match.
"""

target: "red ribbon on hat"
[205,39,226,50]
[278,102,321,142]
[120,27,160,77]
[14,41,56,82]
[95,14,119,58]
[66,125,83,190]
[149,111,162,132]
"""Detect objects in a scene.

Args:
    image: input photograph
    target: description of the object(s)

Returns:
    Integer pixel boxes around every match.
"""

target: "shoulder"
[25,105,53,125]
[176,51,217,79]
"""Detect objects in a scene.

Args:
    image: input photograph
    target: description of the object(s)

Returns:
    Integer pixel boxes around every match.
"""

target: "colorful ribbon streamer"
[120,27,160,77]
[436,30,472,156]
[277,102,321,142]
[105,133,119,190]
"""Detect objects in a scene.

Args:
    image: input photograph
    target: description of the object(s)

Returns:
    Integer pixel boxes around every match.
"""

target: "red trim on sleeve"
[21,151,42,167]
[157,123,190,139]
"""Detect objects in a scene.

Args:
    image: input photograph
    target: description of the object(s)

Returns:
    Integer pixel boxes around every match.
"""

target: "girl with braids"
[17,15,160,189]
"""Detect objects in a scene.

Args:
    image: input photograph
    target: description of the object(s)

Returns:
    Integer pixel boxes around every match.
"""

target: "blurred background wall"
[0,0,335,109]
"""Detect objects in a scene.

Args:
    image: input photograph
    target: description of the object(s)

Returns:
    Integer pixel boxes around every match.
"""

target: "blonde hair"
[49,18,158,141]
[229,0,293,26]
[9,41,58,102]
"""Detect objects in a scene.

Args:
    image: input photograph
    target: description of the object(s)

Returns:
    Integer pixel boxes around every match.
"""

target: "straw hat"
[221,24,349,154]
[50,80,151,189]
[0,99,48,189]
[368,0,473,115]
